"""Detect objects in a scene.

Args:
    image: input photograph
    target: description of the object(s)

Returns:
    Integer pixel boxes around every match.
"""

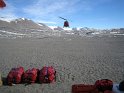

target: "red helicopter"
[59,17,70,28]
[0,0,6,8]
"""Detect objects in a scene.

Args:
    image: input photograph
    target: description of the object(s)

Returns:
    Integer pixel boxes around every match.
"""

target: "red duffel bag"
[72,84,99,93]
[39,66,56,83]
[22,68,39,84]
[7,67,24,85]
[0,0,6,8]
[104,90,113,93]
[95,79,113,92]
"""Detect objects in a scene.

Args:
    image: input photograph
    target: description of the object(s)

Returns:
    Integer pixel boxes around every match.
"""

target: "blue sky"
[0,0,124,29]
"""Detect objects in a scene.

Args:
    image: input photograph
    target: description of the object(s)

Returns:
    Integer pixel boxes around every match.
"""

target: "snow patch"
[91,32,100,35]
[0,30,26,35]
[114,34,124,36]
[0,17,12,22]
[110,32,119,34]
[63,27,72,31]
[21,18,25,20]
[49,26,58,30]
[38,23,43,26]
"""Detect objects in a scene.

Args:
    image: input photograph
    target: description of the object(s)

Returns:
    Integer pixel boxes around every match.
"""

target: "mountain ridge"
[0,18,52,32]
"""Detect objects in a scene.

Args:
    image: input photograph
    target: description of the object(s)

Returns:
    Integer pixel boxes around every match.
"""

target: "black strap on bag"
[44,67,50,83]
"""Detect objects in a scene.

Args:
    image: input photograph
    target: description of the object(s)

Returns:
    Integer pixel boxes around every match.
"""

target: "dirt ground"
[0,36,124,93]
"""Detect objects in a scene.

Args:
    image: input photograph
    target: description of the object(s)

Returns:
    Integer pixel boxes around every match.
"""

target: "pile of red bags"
[7,66,56,85]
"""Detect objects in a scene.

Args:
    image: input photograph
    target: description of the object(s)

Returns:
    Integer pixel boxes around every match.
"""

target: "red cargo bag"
[22,68,39,84]
[0,0,6,8]
[39,66,56,83]
[95,79,113,92]
[7,67,24,85]
[72,84,99,93]
[104,90,113,93]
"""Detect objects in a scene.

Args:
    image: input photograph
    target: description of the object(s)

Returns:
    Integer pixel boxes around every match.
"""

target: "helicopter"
[0,0,6,8]
[59,17,70,28]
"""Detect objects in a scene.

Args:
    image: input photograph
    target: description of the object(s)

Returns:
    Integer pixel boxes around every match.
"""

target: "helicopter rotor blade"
[59,17,67,20]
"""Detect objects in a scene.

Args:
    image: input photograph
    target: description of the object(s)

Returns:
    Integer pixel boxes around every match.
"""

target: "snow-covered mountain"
[0,18,51,32]
[0,18,53,39]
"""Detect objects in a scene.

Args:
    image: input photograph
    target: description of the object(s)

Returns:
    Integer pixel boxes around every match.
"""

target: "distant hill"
[0,18,52,32]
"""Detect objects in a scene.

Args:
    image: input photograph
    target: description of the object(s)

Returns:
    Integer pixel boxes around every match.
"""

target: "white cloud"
[23,0,88,26]
[23,0,110,18]
[23,0,112,25]
[23,0,81,22]
[23,0,75,16]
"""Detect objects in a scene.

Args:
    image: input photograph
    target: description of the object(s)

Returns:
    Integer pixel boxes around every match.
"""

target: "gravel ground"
[0,35,124,93]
